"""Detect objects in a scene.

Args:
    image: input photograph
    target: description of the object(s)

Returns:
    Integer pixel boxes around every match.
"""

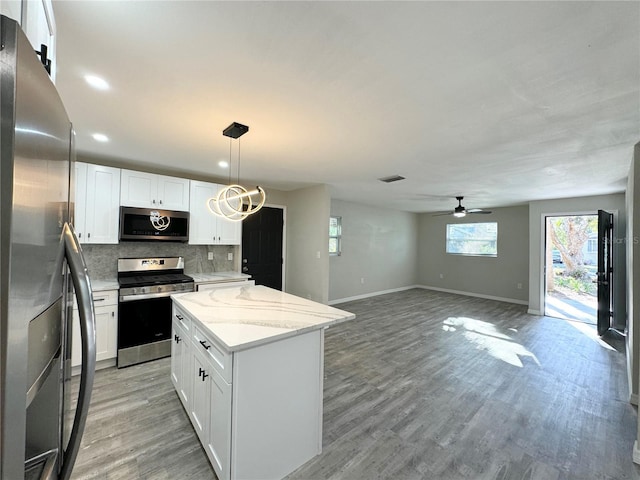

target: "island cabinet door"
[190,348,210,444]
[206,368,232,480]
[170,319,191,409]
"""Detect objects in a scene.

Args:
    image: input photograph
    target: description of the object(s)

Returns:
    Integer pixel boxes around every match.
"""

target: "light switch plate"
[207,252,214,260]
[227,252,233,261]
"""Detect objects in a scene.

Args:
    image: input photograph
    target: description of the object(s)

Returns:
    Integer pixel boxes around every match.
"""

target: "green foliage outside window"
[446,222,497,256]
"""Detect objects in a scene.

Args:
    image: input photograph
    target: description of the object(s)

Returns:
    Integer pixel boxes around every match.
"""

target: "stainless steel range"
[117,257,194,368]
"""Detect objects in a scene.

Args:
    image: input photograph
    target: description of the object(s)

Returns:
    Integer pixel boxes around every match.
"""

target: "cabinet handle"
[78,232,82,238]
[35,44,52,74]
[174,334,181,343]
[199,340,210,350]
[87,233,91,239]
[198,367,208,380]
[111,312,114,317]
[152,199,156,204]
[94,298,105,302]
[176,314,184,321]
[159,200,163,205]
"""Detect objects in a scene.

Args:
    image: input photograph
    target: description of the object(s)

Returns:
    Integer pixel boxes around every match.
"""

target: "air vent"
[378,175,406,183]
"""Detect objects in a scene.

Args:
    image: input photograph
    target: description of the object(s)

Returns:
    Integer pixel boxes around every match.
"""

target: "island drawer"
[193,325,232,383]
[173,305,192,333]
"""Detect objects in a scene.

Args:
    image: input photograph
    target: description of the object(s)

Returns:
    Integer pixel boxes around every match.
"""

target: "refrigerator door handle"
[59,222,96,480]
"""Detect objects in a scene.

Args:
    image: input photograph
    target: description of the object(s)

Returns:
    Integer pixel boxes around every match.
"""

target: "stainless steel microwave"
[119,207,189,242]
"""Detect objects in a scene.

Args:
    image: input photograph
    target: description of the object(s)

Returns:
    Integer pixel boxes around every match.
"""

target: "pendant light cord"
[237,138,241,185]
[228,137,242,185]
[228,138,232,185]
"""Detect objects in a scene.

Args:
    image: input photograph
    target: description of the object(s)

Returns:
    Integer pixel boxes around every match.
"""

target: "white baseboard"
[329,285,420,305]
[633,441,640,465]
[330,285,530,307]
[417,285,529,306]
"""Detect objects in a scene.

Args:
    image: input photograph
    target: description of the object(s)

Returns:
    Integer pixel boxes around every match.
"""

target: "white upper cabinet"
[121,169,190,211]
[1,0,57,82]
[189,180,241,245]
[75,162,121,244]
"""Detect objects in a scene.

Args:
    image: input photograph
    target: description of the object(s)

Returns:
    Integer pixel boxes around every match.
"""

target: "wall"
[328,200,418,303]
[417,205,529,303]
[527,194,626,327]
[285,184,330,303]
[629,145,640,410]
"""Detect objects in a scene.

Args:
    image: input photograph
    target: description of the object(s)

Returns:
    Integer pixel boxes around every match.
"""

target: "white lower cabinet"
[173,305,232,480]
[71,290,118,368]
[172,301,324,480]
[190,347,211,442]
[205,362,232,476]
[171,314,191,409]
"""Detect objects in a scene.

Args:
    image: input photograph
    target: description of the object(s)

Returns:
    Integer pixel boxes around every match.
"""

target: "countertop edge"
[172,292,355,354]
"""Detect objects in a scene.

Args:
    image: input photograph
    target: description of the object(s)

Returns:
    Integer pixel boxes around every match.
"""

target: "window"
[587,238,598,253]
[329,216,342,256]
[446,222,497,256]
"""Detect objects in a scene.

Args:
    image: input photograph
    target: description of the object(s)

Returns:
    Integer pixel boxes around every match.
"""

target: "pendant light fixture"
[207,122,266,222]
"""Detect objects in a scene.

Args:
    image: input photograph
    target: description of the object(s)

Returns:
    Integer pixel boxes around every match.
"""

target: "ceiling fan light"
[453,211,466,218]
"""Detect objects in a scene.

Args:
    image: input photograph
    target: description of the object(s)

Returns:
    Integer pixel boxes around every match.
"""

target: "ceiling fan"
[434,196,492,218]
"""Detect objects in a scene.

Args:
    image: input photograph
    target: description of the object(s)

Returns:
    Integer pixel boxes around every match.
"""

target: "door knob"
[243,258,248,263]
[242,266,249,272]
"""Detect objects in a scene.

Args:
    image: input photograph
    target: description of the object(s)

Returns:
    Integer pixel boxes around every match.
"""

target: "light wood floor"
[70,289,640,480]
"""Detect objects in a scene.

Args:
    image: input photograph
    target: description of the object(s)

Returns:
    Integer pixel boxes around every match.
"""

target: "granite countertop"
[172,285,355,352]
[189,272,251,283]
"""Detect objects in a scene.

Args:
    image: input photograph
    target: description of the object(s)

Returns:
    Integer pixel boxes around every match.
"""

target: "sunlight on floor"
[442,317,540,368]
[545,294,596,324]
[564,319,617,352]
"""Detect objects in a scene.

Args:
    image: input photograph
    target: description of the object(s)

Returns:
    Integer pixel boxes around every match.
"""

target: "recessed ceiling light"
[84,75,109,90]
[92,133,109,142]
[218,160,229,168]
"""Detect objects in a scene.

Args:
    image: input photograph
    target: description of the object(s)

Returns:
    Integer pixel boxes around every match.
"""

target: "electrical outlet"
[439,273,444,279]
[207,252,214,260]
[517,283,523,289]
[227,252,233,261]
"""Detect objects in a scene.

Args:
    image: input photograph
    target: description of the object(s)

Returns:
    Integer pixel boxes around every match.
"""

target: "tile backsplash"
[82,243,239,279]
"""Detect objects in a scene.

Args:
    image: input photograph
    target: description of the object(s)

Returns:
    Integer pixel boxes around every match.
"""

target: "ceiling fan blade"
[468,209,492,214]
[432,211,454,216]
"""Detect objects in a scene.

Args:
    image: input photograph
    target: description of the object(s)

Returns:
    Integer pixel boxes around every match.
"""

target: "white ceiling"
[52,1,639,213]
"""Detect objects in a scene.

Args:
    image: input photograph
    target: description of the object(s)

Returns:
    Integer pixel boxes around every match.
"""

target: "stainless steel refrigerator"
[0,15,96,480]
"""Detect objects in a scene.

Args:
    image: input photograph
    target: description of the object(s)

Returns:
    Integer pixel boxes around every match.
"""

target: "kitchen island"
[171,285,355,480]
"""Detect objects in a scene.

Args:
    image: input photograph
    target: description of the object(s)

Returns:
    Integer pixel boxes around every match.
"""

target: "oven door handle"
[119,291,178,302]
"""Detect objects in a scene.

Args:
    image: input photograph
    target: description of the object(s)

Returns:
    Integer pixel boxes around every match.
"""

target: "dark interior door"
[241,206,283,290]
[597,209,613,336]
